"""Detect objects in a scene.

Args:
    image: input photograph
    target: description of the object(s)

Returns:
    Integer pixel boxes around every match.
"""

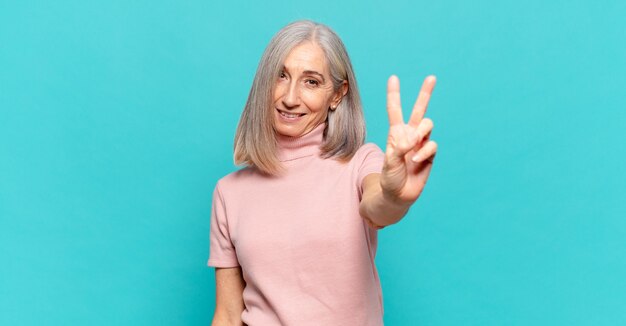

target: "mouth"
[276,108,306,120]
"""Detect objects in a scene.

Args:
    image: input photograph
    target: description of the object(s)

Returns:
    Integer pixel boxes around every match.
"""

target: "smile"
[277,108,306,120]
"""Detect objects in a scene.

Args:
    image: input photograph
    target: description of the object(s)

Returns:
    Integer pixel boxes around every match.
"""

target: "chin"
[274,110,309,137]
[274,124,305,138]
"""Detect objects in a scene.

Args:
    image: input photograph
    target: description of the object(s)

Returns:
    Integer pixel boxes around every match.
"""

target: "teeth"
[279,110,303,118]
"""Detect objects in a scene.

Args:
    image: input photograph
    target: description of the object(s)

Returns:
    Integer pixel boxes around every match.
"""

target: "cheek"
[302,92,330,113]
[272,86,283,103]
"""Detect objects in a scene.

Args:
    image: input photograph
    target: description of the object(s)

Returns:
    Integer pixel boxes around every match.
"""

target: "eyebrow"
[303,70,326,83]
[282,66,326,83]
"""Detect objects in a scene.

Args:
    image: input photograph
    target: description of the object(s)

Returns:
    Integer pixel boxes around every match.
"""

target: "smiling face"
[272,41,346,138]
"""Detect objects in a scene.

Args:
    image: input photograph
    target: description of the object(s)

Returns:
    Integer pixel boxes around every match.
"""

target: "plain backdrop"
[1,0,625,325]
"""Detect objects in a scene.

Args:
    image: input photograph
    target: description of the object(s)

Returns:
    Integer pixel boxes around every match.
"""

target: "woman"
[207,20,437,326]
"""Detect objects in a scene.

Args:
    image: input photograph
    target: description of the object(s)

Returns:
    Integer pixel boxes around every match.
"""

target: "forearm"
[359,181,414,228]
[211,312,244,326]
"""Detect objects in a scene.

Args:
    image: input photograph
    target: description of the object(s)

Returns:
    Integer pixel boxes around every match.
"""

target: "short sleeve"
[356,143,385,196]
[207,183,240,268]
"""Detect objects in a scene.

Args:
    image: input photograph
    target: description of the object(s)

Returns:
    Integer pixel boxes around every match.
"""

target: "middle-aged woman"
[207,19,437,326]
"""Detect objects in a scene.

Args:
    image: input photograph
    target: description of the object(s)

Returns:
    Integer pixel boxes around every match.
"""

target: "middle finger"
[408,75,436,127]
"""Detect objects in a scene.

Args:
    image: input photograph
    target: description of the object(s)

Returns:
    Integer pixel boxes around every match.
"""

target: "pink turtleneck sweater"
[207,123,386,325]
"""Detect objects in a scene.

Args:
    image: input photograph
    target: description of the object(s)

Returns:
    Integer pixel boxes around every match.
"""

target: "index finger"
[387,75,404,126]
[408,75,437,127]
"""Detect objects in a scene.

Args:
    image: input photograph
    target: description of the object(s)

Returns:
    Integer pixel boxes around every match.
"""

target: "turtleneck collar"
[276,122,326,162]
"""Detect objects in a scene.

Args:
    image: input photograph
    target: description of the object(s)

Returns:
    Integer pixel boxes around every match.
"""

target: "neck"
[276,123,326,162]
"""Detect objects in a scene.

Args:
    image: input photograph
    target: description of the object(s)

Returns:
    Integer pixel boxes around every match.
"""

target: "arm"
[359,75,438,229]
[211,267,246,326]
[359,173,412,229]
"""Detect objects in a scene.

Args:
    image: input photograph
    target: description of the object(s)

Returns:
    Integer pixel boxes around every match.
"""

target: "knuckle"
[422,118,433,129]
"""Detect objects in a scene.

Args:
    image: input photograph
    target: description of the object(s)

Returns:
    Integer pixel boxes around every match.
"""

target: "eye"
[279,71,287,79]
[305,79,319,86]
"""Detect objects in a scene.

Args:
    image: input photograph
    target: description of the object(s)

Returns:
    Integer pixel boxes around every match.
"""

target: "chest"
[228,161,365,269]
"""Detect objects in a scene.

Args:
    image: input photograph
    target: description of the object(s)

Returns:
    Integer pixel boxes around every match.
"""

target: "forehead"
[283,42,329,74]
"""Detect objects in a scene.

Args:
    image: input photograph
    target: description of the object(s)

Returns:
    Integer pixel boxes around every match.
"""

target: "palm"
[380,75,438,203]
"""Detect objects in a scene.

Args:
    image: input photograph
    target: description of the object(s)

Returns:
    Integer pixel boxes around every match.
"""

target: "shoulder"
[214,165,267,197]
[351,142,385,163]
[357,142,384,154]
[350,142,385,181]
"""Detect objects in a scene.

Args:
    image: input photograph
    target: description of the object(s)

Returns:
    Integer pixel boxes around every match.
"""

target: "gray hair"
[234,20,366,175]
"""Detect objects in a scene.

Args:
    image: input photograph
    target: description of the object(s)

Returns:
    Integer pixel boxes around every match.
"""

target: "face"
[272,41,347,137]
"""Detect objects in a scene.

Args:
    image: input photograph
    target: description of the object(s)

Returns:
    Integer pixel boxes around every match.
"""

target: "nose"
[281,80,300,109]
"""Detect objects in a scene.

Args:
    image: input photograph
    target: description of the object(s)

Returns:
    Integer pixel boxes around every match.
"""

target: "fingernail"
[412,153,423,162]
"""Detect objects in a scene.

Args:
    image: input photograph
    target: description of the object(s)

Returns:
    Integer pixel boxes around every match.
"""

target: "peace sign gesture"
[380,75,438,204]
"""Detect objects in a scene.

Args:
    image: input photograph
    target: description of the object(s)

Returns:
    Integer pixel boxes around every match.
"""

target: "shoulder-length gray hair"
[234,20,366,176]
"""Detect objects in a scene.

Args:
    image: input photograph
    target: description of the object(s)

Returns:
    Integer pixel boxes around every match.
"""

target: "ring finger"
[411,140,438,163]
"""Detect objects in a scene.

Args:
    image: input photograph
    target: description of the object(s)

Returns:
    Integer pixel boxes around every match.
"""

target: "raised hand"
[380,75,438,203]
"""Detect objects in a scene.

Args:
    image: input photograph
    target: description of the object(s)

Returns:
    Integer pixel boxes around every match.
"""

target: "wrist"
[381,187,414,210]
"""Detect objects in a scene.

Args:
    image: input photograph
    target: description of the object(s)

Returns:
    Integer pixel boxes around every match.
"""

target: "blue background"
[1,0,625,325]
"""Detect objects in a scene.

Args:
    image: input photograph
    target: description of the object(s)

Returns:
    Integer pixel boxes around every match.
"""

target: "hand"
[381,75,438,204]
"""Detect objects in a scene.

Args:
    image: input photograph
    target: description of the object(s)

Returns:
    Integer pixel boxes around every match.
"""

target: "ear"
[330,81,348,111]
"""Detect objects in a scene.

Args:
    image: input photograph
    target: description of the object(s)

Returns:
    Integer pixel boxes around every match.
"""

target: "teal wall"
[1,0,625,325]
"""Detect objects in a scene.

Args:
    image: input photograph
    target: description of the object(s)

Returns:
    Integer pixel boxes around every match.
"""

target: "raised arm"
[359,75,438,228]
